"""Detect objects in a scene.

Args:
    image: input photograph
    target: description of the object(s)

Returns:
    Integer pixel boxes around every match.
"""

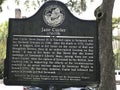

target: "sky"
[0,0,120,23]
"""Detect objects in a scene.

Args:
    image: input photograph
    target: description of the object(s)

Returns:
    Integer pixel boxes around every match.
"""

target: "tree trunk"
[96,0,116,90]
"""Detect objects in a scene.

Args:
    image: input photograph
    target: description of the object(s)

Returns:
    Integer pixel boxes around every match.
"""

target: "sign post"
[4,1,100,89]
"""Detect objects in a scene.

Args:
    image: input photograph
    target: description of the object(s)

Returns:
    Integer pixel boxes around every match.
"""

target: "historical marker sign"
[4,1,100,88]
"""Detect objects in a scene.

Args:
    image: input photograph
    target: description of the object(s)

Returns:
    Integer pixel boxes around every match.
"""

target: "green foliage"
[0,0,5,5]
[14,0,89,14]
[0,60,3,79]
[112,17,120,30]
[0,0,6,12]
[0,21,8,79]
[15,0,20,5]
[112,17,120,69]
[66,0,86,13]
[114,51,120,69]
[114,49,120,70]
[14,0,42,11]
[113,36,120,41]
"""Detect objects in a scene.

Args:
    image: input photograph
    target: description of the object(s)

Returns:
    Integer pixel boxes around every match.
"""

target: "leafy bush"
[0,60,4,79]
[0,21,8,79]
